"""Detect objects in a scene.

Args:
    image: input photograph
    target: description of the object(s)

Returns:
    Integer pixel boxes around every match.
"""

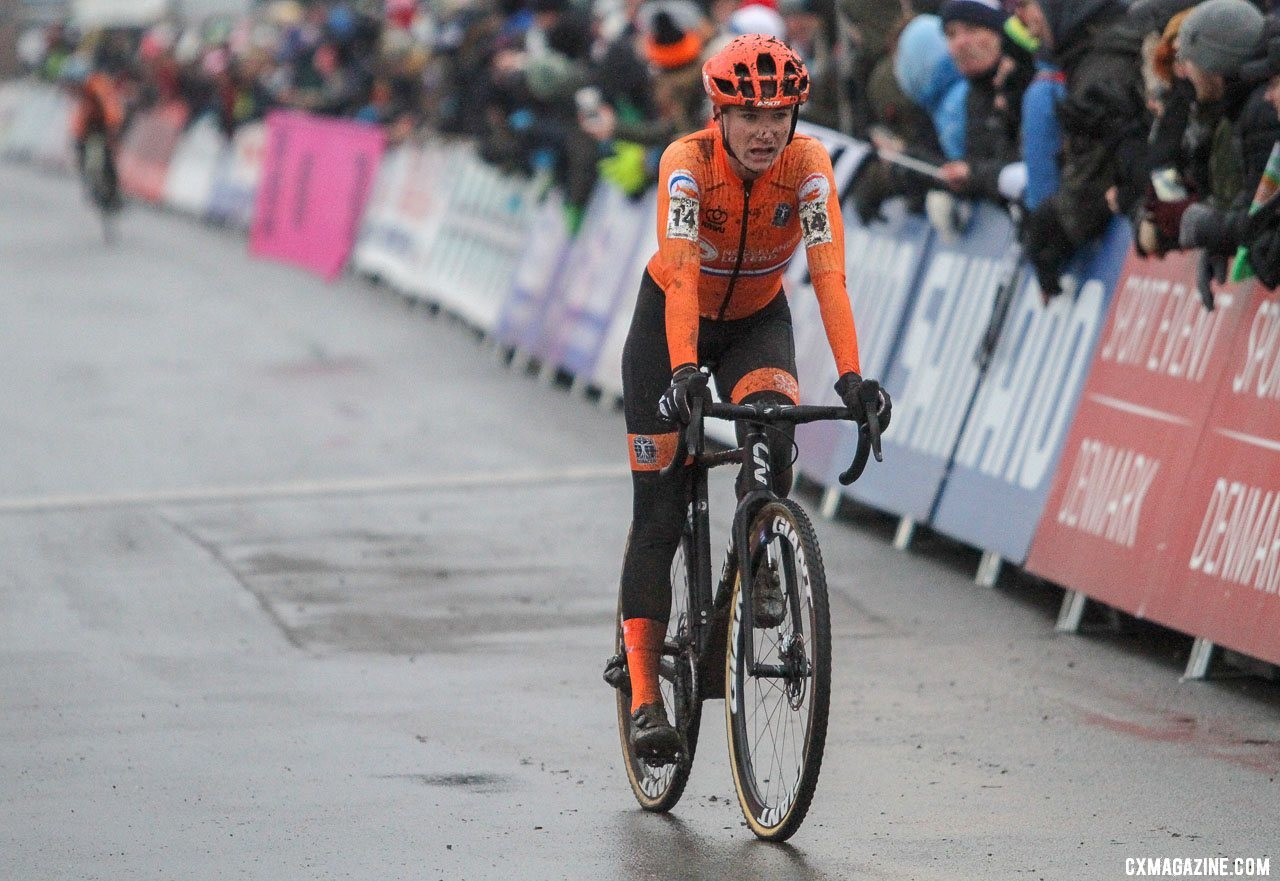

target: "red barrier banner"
[249,111,385,281]
[1026,250,1253,617]
[117,102,190,203]
[1142,287,1280,665]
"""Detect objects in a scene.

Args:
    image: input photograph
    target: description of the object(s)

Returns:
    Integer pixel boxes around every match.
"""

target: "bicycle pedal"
[602,654,629,691]
[636,742,684,767]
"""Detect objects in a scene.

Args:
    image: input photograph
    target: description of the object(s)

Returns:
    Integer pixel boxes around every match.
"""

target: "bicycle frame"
[670,397,878,687]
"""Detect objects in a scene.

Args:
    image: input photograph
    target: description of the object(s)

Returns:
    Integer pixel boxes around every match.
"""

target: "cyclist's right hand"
[835,371,892,432]
[657,364,711,424]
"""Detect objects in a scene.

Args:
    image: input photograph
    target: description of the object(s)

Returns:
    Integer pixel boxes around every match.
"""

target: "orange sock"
[623,617,665,713]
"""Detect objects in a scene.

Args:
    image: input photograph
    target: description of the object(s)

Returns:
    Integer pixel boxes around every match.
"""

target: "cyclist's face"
[720,106,793,178]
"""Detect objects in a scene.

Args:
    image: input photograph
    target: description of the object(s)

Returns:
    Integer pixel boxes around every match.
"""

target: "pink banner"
[249,111,385,281]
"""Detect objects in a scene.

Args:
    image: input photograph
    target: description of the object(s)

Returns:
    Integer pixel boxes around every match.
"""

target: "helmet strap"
[716,109,748,169]
[787,107,799,144]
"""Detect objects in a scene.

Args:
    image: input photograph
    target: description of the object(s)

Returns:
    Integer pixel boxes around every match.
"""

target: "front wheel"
[725,498,831,841]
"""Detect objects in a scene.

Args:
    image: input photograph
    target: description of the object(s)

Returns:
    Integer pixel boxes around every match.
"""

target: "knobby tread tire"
[724,497,831,841]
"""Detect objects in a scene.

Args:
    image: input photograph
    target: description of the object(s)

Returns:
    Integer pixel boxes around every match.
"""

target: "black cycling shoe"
[752,562,787,628]
[630,702,681,764]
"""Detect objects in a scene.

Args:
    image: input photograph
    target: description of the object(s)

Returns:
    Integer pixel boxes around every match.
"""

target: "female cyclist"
[618,34,891,760]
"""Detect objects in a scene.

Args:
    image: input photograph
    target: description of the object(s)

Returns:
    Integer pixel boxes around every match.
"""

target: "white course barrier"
[163,115,231,217]
[411,146,541,329]
[591,189,658,401]
[536,181,651,381]
[207,121,265,228]
[0,81,31,150]
[354,138,540,331]
[352,138,457,292]
[1,81,73,170]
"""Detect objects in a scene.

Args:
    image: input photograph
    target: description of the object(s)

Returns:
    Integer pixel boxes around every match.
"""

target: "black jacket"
[1050,5,1150,245]
[1021,1,1149,296]
[959,53,1035,204]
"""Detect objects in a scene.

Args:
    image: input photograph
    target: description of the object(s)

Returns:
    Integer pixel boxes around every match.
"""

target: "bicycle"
[80,132,121,245]
[604,390,884,841]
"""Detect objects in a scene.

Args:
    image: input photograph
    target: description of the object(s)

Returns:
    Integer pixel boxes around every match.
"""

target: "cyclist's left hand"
[835,371,891,432]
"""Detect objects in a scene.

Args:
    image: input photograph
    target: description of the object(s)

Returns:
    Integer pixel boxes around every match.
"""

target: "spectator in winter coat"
[1174,1,1280,306]
[1131,9,1199,257]
[1238,29,1280,289]
[895,13,968,162]
[1017,0,1149,298]
[839,0,910,137]
[580,9,708,197]
[937,0,1036,204]
[850,14,967,225]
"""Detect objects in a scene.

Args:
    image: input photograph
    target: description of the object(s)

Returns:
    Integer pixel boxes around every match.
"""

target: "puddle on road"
[379,772,514,793]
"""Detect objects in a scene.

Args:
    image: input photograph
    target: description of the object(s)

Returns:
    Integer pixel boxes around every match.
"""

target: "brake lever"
[838,395,885,485]
[658,395,704,478]
[867,405,883,462]
[685,394,705,456]
[838,427,871,485]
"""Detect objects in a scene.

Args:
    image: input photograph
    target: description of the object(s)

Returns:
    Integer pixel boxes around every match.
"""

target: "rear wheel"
[725,498,831,841]
[615,520,701,811]
[82,134,119,244]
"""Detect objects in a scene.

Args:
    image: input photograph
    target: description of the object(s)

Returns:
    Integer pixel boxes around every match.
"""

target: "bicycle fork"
[728,424,809,682]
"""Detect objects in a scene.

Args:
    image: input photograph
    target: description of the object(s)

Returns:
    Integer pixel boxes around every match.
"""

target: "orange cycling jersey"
[69,73,125,142]
[647,127,861,377]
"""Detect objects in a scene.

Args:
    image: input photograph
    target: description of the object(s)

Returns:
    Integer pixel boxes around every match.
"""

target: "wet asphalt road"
[1,164,1277,881]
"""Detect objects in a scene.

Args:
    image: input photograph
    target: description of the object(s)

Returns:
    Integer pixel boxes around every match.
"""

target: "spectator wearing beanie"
[584,5,708,192]
[936,0,1035,203]
[1174,0,1280,307]
[642,11,707,137]
[645,10,702,72]
[1016,0,1148,298]
[1176,0,1265,88]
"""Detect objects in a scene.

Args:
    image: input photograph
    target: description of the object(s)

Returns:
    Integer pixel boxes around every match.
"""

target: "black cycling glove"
[657,364,711,424]
[835,371,892,432]
[1023,199,1073,300]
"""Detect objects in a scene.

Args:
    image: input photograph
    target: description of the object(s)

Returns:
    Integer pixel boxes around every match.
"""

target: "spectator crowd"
[18,0,1280,296]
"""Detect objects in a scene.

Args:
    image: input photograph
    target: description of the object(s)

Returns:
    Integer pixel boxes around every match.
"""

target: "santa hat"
[729,3,786,39]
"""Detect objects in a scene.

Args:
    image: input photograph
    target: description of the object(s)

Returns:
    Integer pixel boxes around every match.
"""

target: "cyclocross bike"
[605,389,884,841]
[81,132,121,244]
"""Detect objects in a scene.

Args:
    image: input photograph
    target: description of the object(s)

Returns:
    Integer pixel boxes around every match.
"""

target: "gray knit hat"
[1177,0,1266,76]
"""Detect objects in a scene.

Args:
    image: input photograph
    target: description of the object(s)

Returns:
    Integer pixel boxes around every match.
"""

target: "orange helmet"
[702,35,810,109]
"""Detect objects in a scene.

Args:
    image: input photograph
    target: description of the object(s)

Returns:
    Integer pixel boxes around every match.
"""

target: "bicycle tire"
[725,497,831,841]
[615,520,701,811]
[82,134,120,245]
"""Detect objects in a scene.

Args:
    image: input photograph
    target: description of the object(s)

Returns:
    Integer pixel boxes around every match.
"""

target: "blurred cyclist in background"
[63,42,129,212]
